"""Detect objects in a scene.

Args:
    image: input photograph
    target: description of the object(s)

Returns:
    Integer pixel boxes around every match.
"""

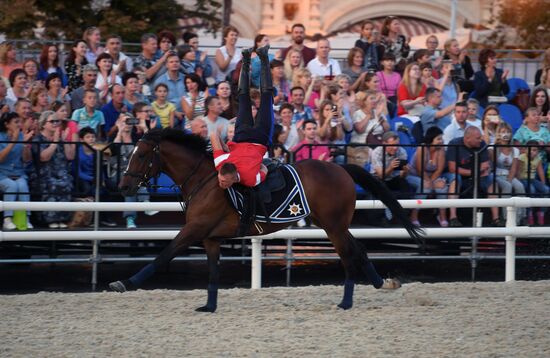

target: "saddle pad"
[226,164,310,223]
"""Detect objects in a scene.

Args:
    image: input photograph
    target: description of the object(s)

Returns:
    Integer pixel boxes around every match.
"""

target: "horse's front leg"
[109,224,207,292]
[196,238,221,313]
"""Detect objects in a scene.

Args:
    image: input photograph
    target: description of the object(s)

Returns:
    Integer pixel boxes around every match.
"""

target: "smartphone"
[397,159,408,169]
[487,115,500,124]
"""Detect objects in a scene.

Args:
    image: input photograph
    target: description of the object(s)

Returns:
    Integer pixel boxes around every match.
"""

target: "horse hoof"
[380,278,402,290]
[109,280,127,293]
[337,302,353,310]
[195,305,216,313]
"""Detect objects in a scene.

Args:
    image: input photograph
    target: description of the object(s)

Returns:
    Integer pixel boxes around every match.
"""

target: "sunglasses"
[47,119,61,124]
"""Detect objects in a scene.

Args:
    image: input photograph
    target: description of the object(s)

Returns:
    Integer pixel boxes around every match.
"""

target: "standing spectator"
[251,34,275,88]
[7,69,28,102]
[420,87,464,134]
[283,48,304,86]
[530,87,549,125]
[122,72,149,110]
[65,40,88,92]
[37,44,67,87]
[280,23,316,65]
[182,32,213,82]
[23,59,40,86]
[216,81,236,121]
[289,86,314,124]
[0,42,22,80]
[380,16,410,73]
[153,52,186,112]
[466,98,483,129]
[446,126,502,227]
[182,73,208,122]
[425,35,442,69]
[397,63,426,116]
[442,38,474,93]
[133,33,169,84]
[534,48,550,87]
[443,101,470,144]
[71,90,105,136]
[95,53,122,103]
[0,80,15,112]
[473,48,509,108]
[480,105,503,145]
[0,112,33,230]
[105,34,133,74]
[202,96,230,140]
[30,111,76,229]
[214,25,242,84]
[101,84,127,138]
[83,26,104,64]
[151,83,176,128]
[291,119,331,161]
[354,20,383,71]
[343,47,367,92]
[517,140,549,226]
[45,73,69,105]
[69,64,100,111]
[306,39,341,79]
[376,53,401,107]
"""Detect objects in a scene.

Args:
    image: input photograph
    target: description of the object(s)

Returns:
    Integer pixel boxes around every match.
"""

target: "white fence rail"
[2,198,550,289]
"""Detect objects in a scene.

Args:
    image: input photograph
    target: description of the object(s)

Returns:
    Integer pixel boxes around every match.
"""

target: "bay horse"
[110,128,423,312]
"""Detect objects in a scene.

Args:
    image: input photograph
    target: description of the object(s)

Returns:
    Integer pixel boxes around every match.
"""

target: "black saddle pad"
[226,164,310,223]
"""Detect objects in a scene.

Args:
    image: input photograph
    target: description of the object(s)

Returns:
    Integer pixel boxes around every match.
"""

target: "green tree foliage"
[498,0,550,49]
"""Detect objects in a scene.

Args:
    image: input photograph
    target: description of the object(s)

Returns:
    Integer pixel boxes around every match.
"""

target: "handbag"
[511,89,530,112]
[365,116,384,148]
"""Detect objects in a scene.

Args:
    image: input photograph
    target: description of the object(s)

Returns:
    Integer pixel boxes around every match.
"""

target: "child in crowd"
[517,140,549,225]
[70,89,105,138]
[151,83,176,128]
[76,127,97,197]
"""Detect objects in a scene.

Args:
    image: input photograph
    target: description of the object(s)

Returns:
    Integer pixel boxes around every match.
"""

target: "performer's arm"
[210,132,225,152]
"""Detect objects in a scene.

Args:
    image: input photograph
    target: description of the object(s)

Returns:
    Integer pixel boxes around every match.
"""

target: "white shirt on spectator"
[443,119,470,145]
[306,57,341,78]
[105,51,134,74]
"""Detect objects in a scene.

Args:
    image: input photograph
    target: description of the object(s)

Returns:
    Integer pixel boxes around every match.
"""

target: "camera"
[124,113,139,126]
[396,159,408,169]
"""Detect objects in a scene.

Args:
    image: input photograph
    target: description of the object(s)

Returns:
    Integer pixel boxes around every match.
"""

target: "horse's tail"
[340,163,425,248]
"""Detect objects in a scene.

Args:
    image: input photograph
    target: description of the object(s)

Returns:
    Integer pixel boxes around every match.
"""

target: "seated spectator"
[397,62,426,116]
[153,51,186,113]
[271,59,289,105]
[201,96,230,141]
[45,73,70,105]
[343,47,367,92]
[278,103,301,150]
[354,20,383,72]
[69,64,100,111]
[83,26,104,64]
[133,33,169,85]
[214,26,242,84]
[351,90,389,150]
[105,34,133,74]
[37,43,67,87]
[420,87,464,134]
[466,98,483,129]
[442,38,474,93]
[443,101,470,144]
[425,35,443,70]
[122,72,149,110]
[283,48,304,87]
[292,119,331,161]
[280,23,316,65]
[480,105,503,145]
[216,81,236,120]
[182,32,213,83]
[133,102,158,133]
[156,30,177,61]
[95,53,122,103]
[376,53,401,107]
[71,89,105,137]
[420,62,436,88]
[176,45,197,76]
[307,39,341,79]
[289,86,314,124]
[517,140,549,226]
[530,87,549,127]
[15,99,36,137]
[490,122,526,223]
[363,72,393,117]
[513,107,550,156]
[250,35,275,88]
[101,84,127,138]
[291,68,314,106]
[7,69,29,102]
[380,16,410,73]
[317,100,346,143]
[335,74,356,113]
[23,59,40,87]
[0,80,15,112]
[0,112,33,230]
[270,124,289,163]
[75,126,97,197]
[0,42,22,81]
[50,101,78,142]
[410,126,449,226]
[151,83,176,128]
[534,47,549,87]
[446,126,502,227]
[30,111,76,229]
[182,73,209,122]
[473,48,509,108]
[65,40,89,92]
[29,86,49,116]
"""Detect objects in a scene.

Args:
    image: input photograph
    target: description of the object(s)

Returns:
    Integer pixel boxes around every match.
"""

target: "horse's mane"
[144,128,210,156]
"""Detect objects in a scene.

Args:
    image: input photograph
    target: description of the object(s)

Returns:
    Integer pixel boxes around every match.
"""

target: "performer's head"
[218,162,238,189]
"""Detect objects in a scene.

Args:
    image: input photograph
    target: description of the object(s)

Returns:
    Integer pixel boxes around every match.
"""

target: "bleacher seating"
[498,103,524,133]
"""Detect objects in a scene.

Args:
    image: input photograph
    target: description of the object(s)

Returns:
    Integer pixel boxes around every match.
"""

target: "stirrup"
[380,278,401,290]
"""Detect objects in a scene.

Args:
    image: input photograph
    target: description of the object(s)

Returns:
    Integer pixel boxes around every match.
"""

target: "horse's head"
[119,138,161,196]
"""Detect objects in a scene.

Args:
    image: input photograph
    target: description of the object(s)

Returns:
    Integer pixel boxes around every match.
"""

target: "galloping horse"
[110,128,423,312]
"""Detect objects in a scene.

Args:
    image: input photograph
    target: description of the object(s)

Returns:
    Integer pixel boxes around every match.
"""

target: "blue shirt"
[101,101,122,134]
[77,147,95,182]
[0,132,25,180]
[292,106,314,124]
[71,107,105,132]
[251,54,275,88]
[153,72,187,111]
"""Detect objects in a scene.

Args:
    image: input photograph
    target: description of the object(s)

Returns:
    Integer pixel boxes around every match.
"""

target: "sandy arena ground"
[1,281,549,357]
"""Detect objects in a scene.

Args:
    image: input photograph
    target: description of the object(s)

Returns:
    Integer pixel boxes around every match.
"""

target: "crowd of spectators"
[0,17,549,231]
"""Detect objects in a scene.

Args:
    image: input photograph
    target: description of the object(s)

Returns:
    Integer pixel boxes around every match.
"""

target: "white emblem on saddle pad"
[288,203,302,216]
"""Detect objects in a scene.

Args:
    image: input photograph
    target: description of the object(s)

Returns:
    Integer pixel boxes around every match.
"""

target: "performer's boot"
[256,45,273,94]
[238,48,252,96]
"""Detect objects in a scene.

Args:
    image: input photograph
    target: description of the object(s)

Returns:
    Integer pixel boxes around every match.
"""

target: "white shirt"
[105,51,134,74]
[443,119,469,145]
[215,46,242,83]
[306,57,342,78]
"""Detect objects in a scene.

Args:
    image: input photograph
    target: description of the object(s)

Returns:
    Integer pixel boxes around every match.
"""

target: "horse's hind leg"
[196,238,221,313]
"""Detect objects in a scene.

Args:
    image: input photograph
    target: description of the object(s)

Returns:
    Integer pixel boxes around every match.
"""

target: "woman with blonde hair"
[0,42,22,80]
[534,48,550,87]
[397,62,426,116]
[83,26,104,64]
[29,86,49,115]
[283,48,304,86]
[291,67,314,104]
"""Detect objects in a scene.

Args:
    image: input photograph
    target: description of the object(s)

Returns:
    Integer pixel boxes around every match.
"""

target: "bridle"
[122,138,161,187]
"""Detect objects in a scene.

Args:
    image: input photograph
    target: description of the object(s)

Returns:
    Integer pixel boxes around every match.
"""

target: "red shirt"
[397,83,427,116]
[214,142,267,187]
